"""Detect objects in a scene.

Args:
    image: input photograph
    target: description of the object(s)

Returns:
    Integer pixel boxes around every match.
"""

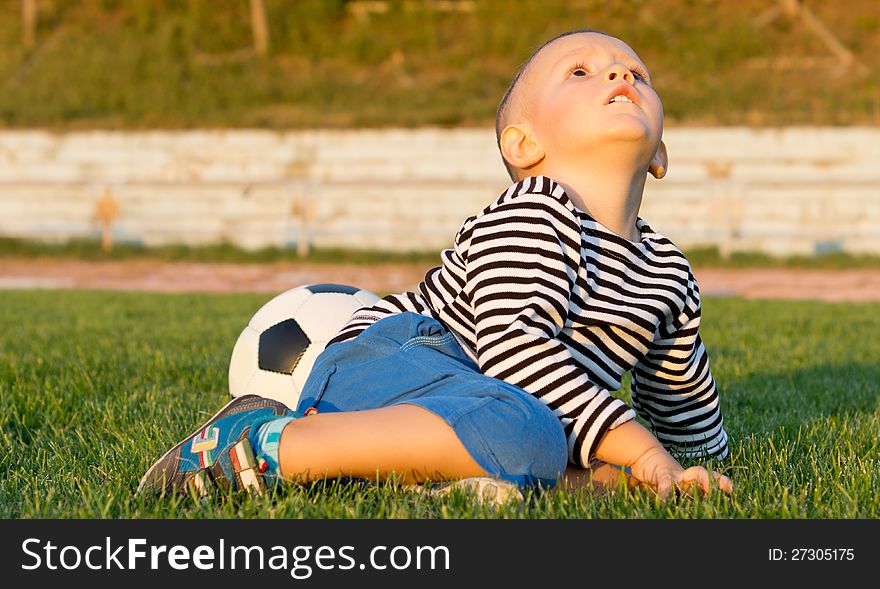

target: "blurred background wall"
[1,0,878,257]
[1,127,879,256]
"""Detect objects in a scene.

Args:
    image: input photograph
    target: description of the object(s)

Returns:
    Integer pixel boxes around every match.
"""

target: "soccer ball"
[228,283,380,409]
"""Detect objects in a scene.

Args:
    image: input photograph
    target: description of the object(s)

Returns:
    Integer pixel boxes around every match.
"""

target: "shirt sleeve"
[631,276,729,460]
[464,190,636,467]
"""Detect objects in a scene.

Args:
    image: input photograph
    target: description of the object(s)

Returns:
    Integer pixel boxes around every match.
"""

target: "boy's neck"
[534,156,648,242]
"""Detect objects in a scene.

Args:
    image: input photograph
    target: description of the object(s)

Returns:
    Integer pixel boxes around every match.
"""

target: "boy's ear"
[500,124,545,171]
[649,139,668,179]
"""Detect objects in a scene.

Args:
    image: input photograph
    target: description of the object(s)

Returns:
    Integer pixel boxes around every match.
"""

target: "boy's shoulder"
[495,175,571,207]
[633,218,697,274]
[453,175,579,247]
[474,175,580,222]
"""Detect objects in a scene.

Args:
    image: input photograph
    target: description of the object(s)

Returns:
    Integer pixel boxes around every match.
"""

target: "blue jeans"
[296,312,568,488]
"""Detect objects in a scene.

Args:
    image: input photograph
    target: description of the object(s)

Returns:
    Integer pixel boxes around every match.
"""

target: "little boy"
[140,29,732,500]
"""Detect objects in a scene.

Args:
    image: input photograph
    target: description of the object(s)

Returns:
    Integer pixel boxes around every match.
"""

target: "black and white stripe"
[331,176,729,466]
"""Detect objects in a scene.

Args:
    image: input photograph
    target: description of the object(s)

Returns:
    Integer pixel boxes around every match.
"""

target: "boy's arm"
[631,277,729,461]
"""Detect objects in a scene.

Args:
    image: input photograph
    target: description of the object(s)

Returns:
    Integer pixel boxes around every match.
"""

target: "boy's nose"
[606,64,634,84]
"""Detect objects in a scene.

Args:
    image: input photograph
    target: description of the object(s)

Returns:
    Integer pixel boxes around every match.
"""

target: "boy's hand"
[630,446,733,500]
[594,420,733,500]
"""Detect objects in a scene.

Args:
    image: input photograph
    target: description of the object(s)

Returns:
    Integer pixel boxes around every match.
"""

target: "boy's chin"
[577,121,661,162]
[598,115,658,144]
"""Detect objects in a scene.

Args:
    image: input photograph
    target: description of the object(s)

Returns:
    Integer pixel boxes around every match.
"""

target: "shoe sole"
[413,476,524,506]
[137,394,287,496]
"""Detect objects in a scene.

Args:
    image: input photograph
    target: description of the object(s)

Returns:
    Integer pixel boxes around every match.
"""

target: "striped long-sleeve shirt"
[330,175,729,467]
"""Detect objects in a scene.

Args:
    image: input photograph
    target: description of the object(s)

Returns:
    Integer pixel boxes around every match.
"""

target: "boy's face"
[515,32,664,175]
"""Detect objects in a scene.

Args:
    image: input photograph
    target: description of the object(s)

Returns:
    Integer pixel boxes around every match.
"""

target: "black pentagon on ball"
[258,319,311,374]
[305,283,360,295]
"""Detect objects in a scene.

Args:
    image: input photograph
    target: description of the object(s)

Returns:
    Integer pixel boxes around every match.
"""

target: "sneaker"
[138,394,298,497]
[412,476,525,506]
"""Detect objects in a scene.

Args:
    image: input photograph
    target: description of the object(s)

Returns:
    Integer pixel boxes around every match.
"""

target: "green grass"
[0,237,443,266]
[4,237,880,270]
[681,247,880,270]
[2,290,878,518]
[0,0,878,129]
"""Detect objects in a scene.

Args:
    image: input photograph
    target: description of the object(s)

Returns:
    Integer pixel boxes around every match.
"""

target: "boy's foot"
[412,477,525,506]
[138,394,297,497]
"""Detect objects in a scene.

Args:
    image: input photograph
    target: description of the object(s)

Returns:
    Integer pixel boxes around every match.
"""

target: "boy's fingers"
[656,473,674,501]
[649,468,734,501]
[677,467,734,496]
[674,467,705,495]
[711,471,734,495]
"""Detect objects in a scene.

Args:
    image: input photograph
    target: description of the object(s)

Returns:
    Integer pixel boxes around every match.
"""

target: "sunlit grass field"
[1,290,878,518]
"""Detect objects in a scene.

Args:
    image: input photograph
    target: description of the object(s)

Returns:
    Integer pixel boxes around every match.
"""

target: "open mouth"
[605,85,640,106]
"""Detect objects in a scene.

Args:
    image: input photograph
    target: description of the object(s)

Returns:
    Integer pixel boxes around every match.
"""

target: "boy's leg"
[137,396,488,496]
[278,404,489,484]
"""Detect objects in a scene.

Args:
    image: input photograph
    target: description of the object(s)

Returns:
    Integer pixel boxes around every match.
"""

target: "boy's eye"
[566,62,592,78]
[631,69,649,83]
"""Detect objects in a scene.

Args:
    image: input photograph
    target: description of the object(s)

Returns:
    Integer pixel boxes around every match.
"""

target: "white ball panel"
[248,287,312,331]
[353,289,381,307]
[295,291,371,343]
[228,325,259,398]
[244,366,298,408]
